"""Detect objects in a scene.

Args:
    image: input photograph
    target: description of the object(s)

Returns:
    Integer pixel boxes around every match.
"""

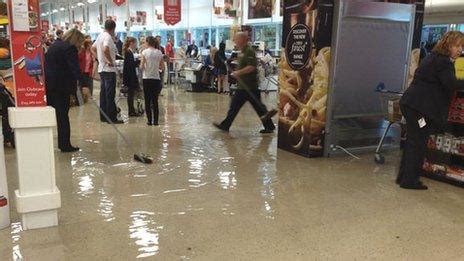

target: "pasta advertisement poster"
[278,0,333,157]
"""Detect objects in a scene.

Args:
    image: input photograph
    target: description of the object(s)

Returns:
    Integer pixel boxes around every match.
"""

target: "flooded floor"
[1,87,464,260]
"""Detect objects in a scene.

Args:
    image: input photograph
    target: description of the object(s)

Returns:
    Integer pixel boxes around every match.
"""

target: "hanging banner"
[41,20,49,33]
[7,0,46,107]
[113,0,125,7]
[248,0,272,19]
[164,0,181,26]
[213,0,236,19]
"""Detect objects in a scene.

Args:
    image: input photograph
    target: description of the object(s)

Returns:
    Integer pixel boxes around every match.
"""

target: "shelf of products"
[423,90,464,187]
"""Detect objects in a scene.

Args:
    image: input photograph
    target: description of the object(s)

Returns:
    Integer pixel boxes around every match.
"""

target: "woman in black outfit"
[398,31,464,190]
[45,29,85,152]
[123,37,141,117]
[214,42,228,93]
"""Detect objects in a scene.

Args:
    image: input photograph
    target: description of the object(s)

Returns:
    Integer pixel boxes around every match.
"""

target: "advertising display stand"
[7,0,60,230]
[324,0,417,156]
[278,0,424,158]
[0,121,10,230]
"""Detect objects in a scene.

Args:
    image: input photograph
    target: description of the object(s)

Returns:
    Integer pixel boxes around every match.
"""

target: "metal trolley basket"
[374,83,404,164]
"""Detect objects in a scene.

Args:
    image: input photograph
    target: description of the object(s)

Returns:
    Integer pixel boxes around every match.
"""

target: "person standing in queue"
[45,29,85,152]
[186,40,199,58]
[156,35,168,87]
[214,42,228,94]
[213,32,277,133]
[78,39,95,101]
[122,37,142,117]
[91,20,123,124]
[140,36,165,126]
[397,31,464,190]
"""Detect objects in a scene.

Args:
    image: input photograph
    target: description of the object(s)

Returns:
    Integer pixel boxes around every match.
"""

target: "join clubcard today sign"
[7,0,46,107]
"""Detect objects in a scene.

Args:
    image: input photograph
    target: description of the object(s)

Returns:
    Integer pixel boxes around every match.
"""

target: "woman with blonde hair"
[78,38,94,100]
[123,37,141,117]
[397,31,464,189]
[45,28,85,152]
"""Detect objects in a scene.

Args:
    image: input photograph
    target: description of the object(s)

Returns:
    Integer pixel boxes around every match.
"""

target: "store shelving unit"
[423,90,464,187]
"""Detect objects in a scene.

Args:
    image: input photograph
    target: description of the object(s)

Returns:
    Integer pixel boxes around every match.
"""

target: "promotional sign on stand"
[277,0,332,158]
[8,0,46,107]
[7,0,61,230]
[164,0,181,26]
[0,122,10,230]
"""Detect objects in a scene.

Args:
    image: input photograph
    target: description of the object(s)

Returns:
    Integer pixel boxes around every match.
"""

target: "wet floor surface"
[1,87,464,260]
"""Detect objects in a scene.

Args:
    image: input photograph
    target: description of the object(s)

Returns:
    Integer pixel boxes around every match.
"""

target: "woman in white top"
[140,36,165,125]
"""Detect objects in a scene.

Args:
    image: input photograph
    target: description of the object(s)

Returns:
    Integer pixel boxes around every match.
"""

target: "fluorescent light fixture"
[77,2,85,7]
[60,7,65,11]
[71,5,76,9]
[87,0,97,3]
[52,9,58,13]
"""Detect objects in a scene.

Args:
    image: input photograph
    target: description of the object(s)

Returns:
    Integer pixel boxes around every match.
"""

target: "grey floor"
[1,87,463,260]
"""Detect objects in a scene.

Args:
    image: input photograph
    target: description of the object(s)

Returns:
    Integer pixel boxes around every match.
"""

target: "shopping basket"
[374,82,403,164]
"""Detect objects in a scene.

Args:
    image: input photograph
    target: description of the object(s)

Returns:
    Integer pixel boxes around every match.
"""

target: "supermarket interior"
[0,0,464,260]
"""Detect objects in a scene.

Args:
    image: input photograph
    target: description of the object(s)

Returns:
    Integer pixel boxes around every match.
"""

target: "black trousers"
[127,87,137,115]
[99,72,117,121]
[397,105,436,186]
[143,79,162,124]
[47,91,72,149]
[220,89,275,130]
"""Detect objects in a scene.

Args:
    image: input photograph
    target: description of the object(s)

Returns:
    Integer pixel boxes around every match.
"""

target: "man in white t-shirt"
[91,19,123,124]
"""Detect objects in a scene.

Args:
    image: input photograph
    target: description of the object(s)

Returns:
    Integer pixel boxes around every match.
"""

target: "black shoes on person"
[129,112,142,117]
[213,122,229,132]
[259,128,275,134]
[60,146,80,153]
[399,181,428,190]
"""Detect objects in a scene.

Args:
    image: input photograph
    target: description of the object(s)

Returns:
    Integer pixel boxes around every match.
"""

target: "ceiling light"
[87,0,97,3]
[77,3,85,7]
[52,9,58,13]
[60,7,65,11]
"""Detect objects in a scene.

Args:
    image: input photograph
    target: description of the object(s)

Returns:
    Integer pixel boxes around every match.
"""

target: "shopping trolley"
[374,83,404,164]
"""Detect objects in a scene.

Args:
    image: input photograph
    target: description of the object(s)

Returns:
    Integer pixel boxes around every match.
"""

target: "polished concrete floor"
[1,87,464,260]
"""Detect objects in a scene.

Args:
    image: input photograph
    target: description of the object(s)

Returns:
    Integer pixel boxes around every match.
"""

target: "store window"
[211,28,217,47]
[421,25,448,45]
[218,27,230,44]
[175,29,188,47]
[253,24,277,51]
[193,28,210,48]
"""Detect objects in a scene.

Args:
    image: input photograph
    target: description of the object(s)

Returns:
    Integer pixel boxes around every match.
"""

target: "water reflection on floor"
[1,88,464,260]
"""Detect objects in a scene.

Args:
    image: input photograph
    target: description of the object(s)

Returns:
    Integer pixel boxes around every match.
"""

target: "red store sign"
[164,0,181,26]
[113,0,125,6]
[41,20,49,33]
[7,0,46,107]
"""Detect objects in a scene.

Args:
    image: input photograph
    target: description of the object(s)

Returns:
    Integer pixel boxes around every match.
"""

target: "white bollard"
[8,107,61,230]
[0,119,10,230]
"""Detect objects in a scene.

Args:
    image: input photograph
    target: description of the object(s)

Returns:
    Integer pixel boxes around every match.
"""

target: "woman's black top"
[44,40,81,94]
[123,49,140,89]
[401,52,464,127]
[214,51,227,75]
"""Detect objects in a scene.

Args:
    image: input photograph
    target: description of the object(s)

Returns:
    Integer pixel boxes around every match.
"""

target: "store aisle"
[1,88,464,260]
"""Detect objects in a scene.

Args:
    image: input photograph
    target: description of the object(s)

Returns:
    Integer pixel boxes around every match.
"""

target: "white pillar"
[0,121,10,230]
[8,107,61,230]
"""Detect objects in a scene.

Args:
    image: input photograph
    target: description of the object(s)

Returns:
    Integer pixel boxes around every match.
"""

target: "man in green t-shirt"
[214,32,277,133]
